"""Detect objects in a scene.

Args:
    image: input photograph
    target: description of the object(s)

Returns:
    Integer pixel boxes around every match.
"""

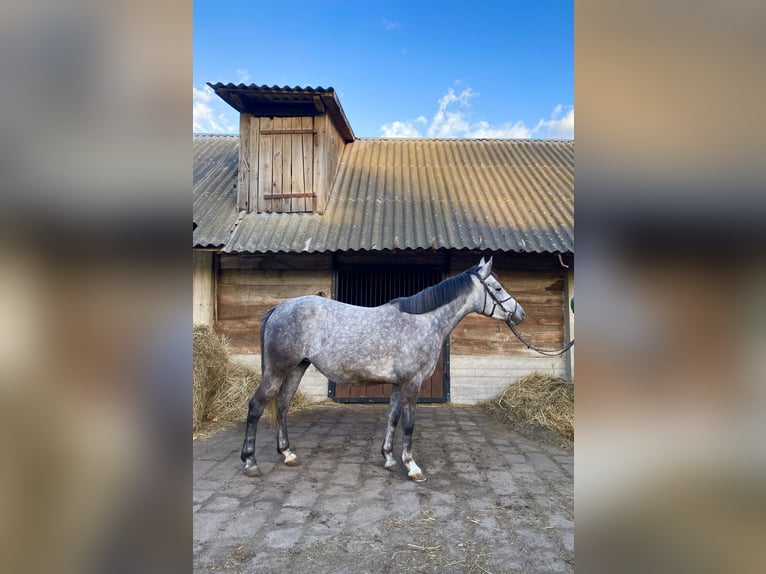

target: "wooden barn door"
[329,265,449,403]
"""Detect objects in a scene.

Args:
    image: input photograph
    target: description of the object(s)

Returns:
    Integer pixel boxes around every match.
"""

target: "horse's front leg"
[400,388,426,483]
[381,387,401,470]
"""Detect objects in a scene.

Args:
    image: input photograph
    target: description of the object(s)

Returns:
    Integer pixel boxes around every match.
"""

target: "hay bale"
[484,372,574,439]
[193,324,315,432]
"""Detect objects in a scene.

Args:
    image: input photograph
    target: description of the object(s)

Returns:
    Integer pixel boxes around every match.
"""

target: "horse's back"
[262,297,402,370]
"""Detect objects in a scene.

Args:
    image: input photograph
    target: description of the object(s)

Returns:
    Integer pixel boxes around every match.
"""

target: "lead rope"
[507,321,574,357]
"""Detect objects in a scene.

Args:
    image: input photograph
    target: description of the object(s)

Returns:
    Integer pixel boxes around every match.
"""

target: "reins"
[474,271,575,357]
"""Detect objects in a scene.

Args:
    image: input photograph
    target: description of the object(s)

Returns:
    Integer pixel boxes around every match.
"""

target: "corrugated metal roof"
[193,136,573,254]
[193,135,240,248]
[208,83,355,142]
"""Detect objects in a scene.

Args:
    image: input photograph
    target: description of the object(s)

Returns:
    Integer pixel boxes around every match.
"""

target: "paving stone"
[263,526,303,548]
[203,495,242,513]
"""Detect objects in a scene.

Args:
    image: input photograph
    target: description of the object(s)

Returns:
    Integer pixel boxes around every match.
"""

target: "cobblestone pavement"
[194,404,573,573]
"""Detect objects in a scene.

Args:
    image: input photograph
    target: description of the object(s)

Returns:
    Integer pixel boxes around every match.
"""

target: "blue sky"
[194,1,573,139]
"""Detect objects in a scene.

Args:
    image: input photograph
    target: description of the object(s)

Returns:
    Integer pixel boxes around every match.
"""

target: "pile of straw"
[193,325,230,431]
[484,372,574,439]
[193,325,315,432]
[207,361,261,424]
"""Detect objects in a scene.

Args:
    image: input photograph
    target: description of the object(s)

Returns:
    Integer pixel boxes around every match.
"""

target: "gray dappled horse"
[241,257,525,482]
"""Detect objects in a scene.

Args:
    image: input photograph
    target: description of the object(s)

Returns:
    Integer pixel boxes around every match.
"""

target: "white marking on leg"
[403,452,426,482]
[406,460,426,482]
[282,448,299,466]
[406,460,422,477]
[384,452,397,469]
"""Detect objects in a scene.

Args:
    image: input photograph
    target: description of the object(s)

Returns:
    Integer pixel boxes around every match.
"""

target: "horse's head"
[475,257,525,325]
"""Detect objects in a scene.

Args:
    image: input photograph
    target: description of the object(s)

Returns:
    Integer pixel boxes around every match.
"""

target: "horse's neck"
[429,290,480,338]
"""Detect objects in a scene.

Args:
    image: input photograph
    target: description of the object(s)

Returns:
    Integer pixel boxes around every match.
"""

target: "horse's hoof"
[409,472,427,483]
[384,461,398,471]
[243,460,262,477]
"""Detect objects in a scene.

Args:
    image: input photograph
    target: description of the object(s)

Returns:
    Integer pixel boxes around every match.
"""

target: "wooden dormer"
[209,83,355,214]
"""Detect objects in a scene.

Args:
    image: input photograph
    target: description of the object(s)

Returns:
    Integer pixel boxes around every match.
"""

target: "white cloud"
[382,18,401,30]
[471,120,532,139]
[381,120,423,138]
[532,105,574,139]
[379,85,573,140]
[236,68,250,83]
[380,115,428,138]
[193,85,237,134]
[427,87,475,138]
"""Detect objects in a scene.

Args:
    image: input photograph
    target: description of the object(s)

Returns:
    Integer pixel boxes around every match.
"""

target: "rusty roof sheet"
[193,136,573,254]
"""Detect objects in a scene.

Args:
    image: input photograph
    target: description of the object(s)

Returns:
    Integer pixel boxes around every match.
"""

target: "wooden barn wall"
[313,114,345,214]
[216,253,333,353]
[448,252,570,403]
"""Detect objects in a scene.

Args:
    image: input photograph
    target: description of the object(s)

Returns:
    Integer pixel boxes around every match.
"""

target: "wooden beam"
[193,251,216,326]
[237,114,250,211]
[260,129,316,135]
[262,193,316,199]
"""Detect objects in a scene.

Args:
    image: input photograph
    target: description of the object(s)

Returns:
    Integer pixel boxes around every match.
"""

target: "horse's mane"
[393,266,478,315]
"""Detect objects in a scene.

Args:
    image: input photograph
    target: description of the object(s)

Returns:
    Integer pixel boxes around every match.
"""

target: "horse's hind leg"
[276,360,310,466]
[240,369,281,477]
[381,387,401,470]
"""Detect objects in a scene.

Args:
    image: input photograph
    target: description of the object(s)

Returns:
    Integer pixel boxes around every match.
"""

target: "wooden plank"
[272,118,284,213]
[282,117,294,213]
[291,117,305,211]
[249,116,260,212]
[218,272,331,288]
[193,251,215,326]
[258,117,273,212]
[312,114,328,213]
[216,303,274,323]
[326,116,344,188]
[218,284,328,303]
[302,116,314,212]
[218,253,332,271]
[237,114,250,211]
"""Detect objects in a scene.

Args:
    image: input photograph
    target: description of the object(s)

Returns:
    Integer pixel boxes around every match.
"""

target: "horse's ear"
[478,256,493,279]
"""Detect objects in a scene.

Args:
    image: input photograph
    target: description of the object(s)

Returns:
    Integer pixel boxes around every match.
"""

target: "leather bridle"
[473,271,520,322]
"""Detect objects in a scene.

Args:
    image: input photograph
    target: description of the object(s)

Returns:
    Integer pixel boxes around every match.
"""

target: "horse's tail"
[259,307,278,426]
[264,395,278,427]
[259,306,276,376]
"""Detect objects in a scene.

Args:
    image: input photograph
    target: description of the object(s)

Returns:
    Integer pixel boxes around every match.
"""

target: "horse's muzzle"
[507,307,525,326]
